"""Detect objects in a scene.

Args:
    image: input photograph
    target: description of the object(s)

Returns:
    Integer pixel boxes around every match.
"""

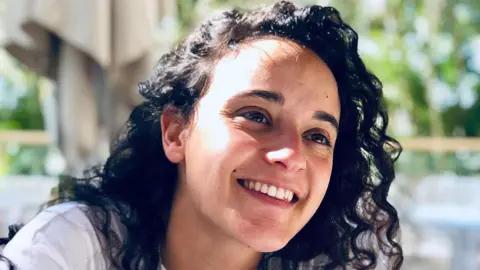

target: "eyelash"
[304,133,331,147]
[238,110,332,147]
[239,111,271,124]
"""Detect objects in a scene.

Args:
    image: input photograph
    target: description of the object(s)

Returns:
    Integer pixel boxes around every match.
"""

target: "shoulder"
[2,202,108,270]
[267,254,330,270]
[14,202,92,234]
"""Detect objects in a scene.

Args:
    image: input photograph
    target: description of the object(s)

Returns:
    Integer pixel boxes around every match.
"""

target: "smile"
[237,179,298,203]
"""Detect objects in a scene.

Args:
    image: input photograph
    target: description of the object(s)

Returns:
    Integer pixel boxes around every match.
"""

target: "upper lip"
[240,177,303,200]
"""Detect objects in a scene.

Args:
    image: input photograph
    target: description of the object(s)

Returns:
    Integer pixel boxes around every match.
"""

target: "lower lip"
[239,183,295,209]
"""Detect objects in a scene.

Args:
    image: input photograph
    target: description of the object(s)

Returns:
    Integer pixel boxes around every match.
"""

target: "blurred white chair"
[407,172,480,270]
[0,175,58,237]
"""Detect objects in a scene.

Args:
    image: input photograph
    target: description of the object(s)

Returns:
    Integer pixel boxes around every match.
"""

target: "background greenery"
[1,0,479,176]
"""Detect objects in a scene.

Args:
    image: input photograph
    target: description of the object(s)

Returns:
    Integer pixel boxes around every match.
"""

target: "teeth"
[241,179,296,202]
[260,184,268,194]
[267,186,276,196]
[276,188,284,200]
[287,190,293,201]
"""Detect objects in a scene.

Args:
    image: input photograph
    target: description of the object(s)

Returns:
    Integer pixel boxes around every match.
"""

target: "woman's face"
[165,38,340,252]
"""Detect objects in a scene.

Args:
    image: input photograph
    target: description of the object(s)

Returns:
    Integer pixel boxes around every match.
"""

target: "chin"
[237,229,292,252]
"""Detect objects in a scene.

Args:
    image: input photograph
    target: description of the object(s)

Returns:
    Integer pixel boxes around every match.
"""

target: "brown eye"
[239,111,271,125]
[304,133,331,147]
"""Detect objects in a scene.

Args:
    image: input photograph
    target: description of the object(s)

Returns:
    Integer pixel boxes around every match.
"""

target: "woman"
[1,1,403,269]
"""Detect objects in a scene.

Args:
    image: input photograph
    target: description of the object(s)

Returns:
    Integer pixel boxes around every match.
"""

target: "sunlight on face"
[181,38,340,252]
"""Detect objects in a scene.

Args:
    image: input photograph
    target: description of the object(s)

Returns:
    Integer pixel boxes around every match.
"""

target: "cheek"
[185,116,250,178]
[190,108,259,157]
[305,158,333,210]
[194,118,231,153]
[185,120,232,172]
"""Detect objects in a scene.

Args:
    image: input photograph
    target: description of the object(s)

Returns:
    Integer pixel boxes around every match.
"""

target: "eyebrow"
[234,89,285,105]
[233,89,339,133]
[313,111,339,133]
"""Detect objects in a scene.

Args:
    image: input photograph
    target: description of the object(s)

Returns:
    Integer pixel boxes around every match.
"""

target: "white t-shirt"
[1,202,332,270]
[0,202,153,270]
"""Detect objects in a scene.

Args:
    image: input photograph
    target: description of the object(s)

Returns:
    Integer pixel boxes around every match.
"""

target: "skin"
[161,38,340,270]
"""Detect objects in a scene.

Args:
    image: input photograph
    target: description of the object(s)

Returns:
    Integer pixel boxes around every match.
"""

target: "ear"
[161,108,188,163]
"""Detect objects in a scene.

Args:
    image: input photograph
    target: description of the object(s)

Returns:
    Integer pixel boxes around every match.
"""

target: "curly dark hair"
[2,1,403,269]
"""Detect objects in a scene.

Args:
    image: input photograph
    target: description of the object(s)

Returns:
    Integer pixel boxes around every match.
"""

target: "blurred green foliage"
[0,60,48,175]
[1,0,479,176]
[176,0,480,175]
[0,73,44,130]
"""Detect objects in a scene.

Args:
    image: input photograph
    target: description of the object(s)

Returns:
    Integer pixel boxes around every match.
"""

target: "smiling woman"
[1,1,402,270]
[167,39,341,260]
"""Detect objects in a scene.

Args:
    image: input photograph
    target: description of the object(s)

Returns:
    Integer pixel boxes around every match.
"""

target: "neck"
[163,183,262,270]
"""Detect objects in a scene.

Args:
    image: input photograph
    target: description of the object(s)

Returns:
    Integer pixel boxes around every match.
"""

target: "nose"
[264,135,306,172]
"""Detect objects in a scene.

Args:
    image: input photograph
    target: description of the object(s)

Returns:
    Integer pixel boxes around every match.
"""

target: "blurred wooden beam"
[0,130,50,145]
[399,137,480,152]
[0,131,480,152]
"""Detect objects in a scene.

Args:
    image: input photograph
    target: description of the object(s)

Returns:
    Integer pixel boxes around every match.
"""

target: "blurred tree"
[177,0,200,36]
[174,0,480,175]
[1,0,478,176]
[0,58,48,175]
[330,0,480,174]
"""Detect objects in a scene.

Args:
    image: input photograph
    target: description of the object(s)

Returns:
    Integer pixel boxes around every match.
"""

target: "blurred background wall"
[0,0,479,269]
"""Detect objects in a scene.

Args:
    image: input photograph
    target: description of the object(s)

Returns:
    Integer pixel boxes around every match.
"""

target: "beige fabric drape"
[3,0,158,175]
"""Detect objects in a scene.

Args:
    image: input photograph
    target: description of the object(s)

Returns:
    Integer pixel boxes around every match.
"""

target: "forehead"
[202,38,340,118]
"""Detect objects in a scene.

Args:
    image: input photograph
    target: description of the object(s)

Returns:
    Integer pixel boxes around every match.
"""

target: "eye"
[238,111,271,125]
[304,133,331,147]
